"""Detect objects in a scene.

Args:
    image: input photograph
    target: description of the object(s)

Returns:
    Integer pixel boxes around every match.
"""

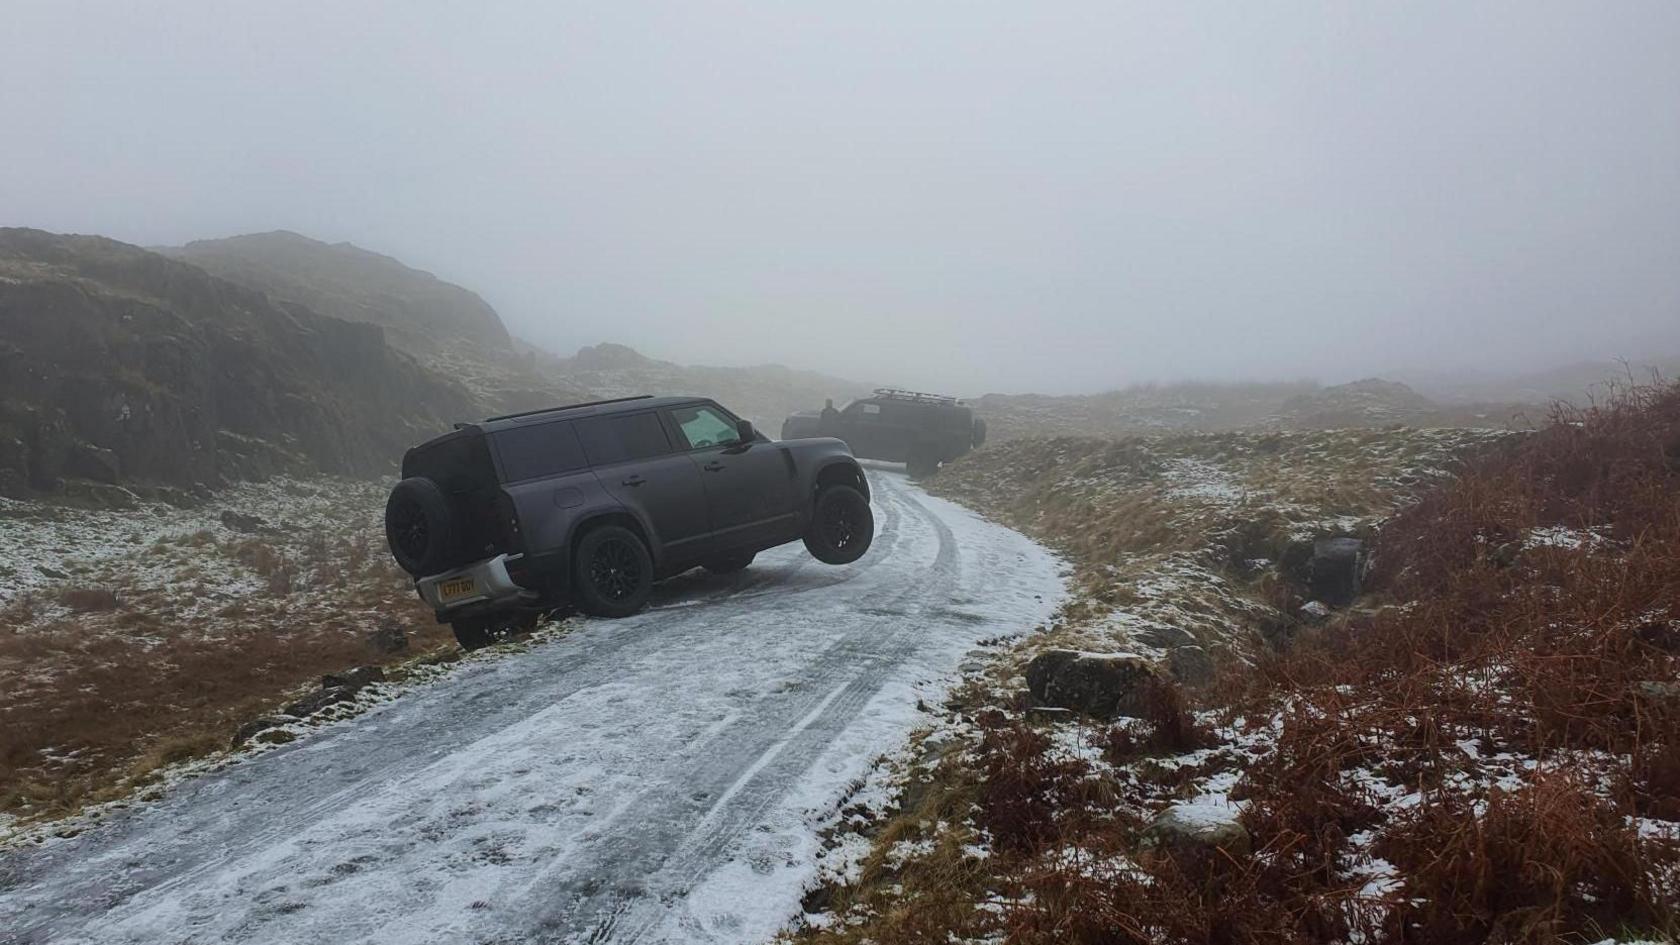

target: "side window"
[575,412,672,466]
[494,421,586,482]
[668,404,741,450]
[849,402,881,417]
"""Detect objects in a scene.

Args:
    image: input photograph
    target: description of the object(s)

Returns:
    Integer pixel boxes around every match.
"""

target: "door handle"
[621,475,646,487]
[703,461,725,472]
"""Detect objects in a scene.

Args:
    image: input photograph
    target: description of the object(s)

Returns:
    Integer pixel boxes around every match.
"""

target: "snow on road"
[0,470,1063,945]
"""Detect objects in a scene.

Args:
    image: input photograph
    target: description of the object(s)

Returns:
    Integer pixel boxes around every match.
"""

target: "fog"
[3,2,1677,395]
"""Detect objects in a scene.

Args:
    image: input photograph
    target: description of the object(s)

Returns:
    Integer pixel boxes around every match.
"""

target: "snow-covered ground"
[0,469,1063,945]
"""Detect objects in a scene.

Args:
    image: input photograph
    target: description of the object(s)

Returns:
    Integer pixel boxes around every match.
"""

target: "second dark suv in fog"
[782,388,987,476]
[384,395,874,649]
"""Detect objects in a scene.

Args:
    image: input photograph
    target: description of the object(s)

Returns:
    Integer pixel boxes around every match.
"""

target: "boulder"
[230,716,290,748]
[1140,801,1251,860]
[1309,537,1366,607]
[1025,649,1160,720]
[282,685,355,719]
[1635,680,1680,708]
[219,509,268,533]
[64,443,121,484]
[1168,645,1215,686]
[1297,600,1333,625]
[321,665,385,692]
[367,623,409,655]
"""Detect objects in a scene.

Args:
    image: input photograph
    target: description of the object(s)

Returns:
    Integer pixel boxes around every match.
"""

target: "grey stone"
[230,716,290,748]
[1025,649,1160,720]
[321,665,385,692]
[367,623,409,655]
[219,509,268,533]
[1298,600,1333,625]
[1309,537,1366,607]
[1168,645,1215,686]
[64,443,121,484]
[1635,680,1680,706]
[1140,802,1252,859]
[282,686,355,719]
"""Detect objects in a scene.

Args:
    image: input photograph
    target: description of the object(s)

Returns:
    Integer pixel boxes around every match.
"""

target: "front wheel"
[804,485,874,565]
[572,525,654,618]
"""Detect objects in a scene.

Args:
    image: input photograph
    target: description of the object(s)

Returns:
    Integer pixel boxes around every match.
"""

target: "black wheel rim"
[822,500,856,550]
[391,499,429,560]
[589,538,643,601]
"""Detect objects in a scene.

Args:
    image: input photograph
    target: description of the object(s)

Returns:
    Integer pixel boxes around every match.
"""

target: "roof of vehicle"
[860,388,967,408]
[473,394,711,434]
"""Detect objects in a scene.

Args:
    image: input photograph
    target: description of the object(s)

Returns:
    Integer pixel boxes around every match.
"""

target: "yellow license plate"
[438,576,477,601]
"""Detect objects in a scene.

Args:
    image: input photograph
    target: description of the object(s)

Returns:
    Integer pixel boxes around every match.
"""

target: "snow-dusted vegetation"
[791,387,1680,944]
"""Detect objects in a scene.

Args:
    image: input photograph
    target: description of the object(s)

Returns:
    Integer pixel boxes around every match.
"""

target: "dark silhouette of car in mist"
[384,395,874,650]
[782,388,987,476]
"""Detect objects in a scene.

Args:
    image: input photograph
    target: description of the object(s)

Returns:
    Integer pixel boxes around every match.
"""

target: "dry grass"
[0,501,456,824]
[800,385,1680,945]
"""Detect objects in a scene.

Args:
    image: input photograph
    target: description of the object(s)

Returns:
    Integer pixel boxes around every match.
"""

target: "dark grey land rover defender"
[384,395,873,650]
[782,388,987,477]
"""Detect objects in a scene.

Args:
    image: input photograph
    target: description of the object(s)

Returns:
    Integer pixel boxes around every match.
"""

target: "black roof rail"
[484,394,653,423]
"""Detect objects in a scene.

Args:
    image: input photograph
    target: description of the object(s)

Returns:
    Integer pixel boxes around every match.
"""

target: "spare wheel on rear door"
[385,477,459,576]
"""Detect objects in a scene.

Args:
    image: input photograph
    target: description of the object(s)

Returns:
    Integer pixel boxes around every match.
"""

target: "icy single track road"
[0,470,1061,945]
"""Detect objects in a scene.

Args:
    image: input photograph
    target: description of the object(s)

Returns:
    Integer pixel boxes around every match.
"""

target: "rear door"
[664,402,797,542]
[575,411,710,558]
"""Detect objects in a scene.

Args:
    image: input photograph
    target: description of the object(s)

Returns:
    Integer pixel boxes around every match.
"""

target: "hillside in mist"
[0,228,479,499]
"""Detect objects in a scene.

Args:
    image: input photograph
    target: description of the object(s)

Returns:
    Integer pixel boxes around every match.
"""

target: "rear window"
[493,420,587,482]
[402,431,496,494]
[575,412,673,465]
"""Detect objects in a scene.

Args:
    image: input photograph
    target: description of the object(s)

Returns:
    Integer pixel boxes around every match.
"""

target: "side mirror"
[736,420,756,443]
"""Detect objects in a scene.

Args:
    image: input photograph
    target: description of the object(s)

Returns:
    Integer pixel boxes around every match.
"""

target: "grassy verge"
[0,478,456,826]
[792,398,1680,943]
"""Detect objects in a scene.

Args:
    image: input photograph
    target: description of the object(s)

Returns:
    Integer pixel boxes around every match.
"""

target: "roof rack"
[485,394,653,423]
[872,387,962,407]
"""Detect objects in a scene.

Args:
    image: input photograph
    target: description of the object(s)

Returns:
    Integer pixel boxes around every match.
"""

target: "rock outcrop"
[0,228,477,492]
[162,230,511,355]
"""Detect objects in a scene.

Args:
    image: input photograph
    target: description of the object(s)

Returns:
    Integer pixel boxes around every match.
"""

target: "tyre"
[451,617,495,651]
[703,551,755,575]
[385,477,457,576]
[572,524,654,617]
[906,444,938,478]
[804,485,874,565]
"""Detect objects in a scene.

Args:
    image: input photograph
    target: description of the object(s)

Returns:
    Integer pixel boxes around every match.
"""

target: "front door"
[664,402,797,541]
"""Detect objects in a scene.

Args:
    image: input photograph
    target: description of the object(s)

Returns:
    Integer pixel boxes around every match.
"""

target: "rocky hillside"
[163,231,511,356]
[0,229,476,499]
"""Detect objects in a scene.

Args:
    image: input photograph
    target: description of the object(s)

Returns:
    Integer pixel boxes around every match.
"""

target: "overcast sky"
[3,2,1677,394]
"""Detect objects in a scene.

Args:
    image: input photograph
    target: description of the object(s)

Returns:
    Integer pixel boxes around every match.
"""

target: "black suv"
[384,395,874,650]
[782,389,987,476]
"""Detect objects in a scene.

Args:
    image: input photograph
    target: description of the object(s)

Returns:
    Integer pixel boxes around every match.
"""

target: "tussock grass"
[0,494,455,825]
[800,386,1680,944]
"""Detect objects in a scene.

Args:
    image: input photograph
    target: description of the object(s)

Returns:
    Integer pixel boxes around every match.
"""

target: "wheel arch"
[814,459,869,502]
[566,509,658,571]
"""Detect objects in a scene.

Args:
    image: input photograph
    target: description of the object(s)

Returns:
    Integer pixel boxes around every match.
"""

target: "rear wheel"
[703,551,755,575]
[804,485,874,565]
[572,525,654,617]
[451,618,495,652]
[906,444,938,478]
